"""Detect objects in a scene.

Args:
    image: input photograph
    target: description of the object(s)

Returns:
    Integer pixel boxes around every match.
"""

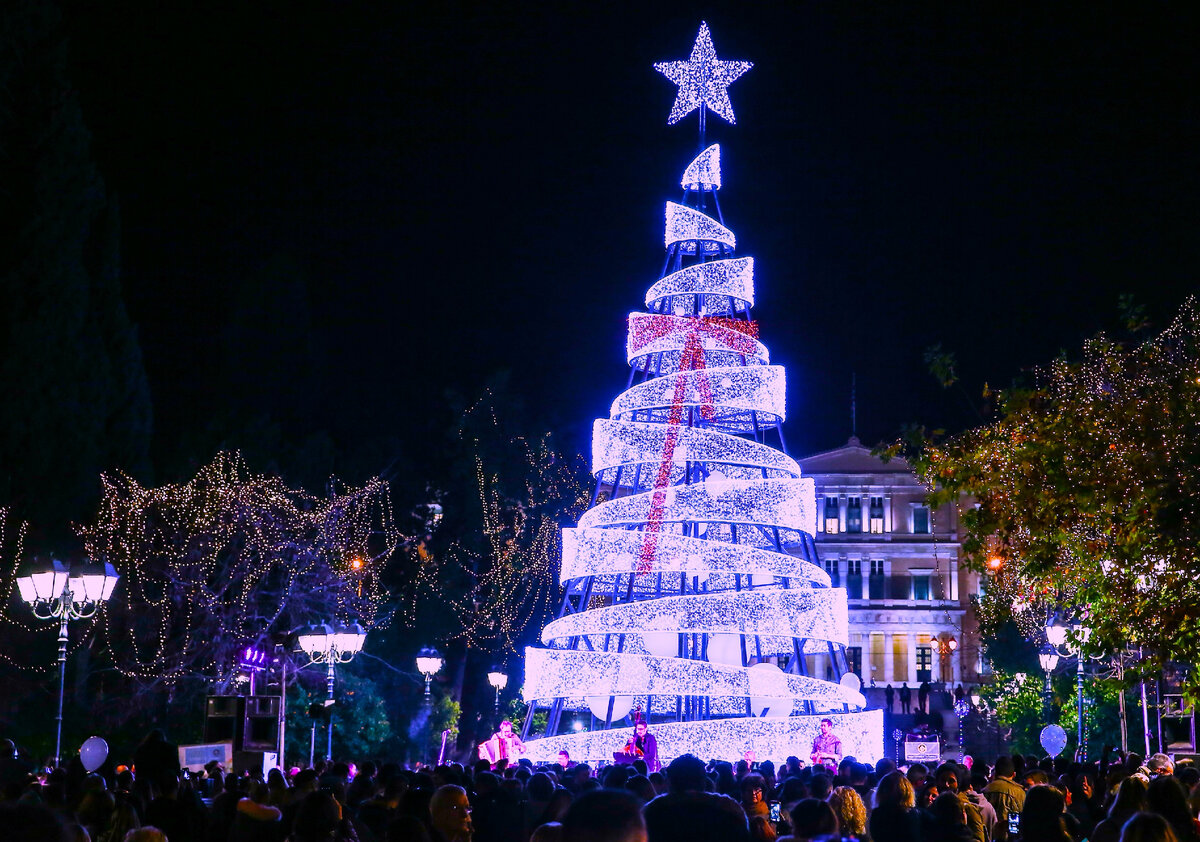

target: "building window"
[913,505,931,534]
[869,633,885,685]
[869,496,885,533]
[823,558,839,587]
[846,646,862,679]
[868,558,885,600]
[824,496,840,534]
[846,559,863,600]
[916,644,933,682]
[846,497,863,533]
[892,635,909,682]
[912,573,931,601]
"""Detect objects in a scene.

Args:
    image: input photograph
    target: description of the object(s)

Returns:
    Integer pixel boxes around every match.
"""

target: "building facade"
[797,437,981,690]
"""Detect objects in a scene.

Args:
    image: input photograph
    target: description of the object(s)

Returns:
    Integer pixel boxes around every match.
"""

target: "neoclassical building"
[796,437,981,690]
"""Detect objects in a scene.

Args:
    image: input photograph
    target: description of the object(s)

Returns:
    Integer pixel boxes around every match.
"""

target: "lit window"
[823,496,840,534]
[846,498,862,533]
[913,506,931,534]
[869,497,885,533]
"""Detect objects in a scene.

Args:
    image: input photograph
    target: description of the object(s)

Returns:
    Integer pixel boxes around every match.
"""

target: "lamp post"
[1046,620,1098,759]
[487,668,508,714]
[416,647,444,703]
[297,621,367,762]
[1038,642,1061,719]
[935,633,958,685]
[16,558,119,768]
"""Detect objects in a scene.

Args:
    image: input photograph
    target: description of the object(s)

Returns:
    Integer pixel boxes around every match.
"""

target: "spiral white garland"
[522,142,879,764]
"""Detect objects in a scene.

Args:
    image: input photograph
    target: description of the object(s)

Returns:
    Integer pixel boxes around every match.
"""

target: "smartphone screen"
[1008,813,1021,835]
[769,801,781,822]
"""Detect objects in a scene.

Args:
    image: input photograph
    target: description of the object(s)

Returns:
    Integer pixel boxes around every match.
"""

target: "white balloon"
[706,633,743,667]
[79,736,108,773]
[587,695,634,723]
[748,662,792,718]
[1040,724,1068,758]
[840,673,863,692]
[643,632,679,658]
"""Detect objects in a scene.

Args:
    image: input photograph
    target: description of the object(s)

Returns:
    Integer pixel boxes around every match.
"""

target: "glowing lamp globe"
[16,558,70,605]
[1038,645,1060,673]
[487,670,509,691]
[331,622,367,657]
[297,623,333,658]
[73,559,120,603]
[1046,623,1068,648]
[416,647,444,678]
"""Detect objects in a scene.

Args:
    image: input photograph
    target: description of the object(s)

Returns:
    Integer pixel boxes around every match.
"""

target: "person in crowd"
[125,830,170,842]
[1018,784,1072,842]
[741,774,770,821]
[748,814,777,842]
[900,684,912,715]
[870,772,922,842]
[983,755,1027,841]
[1094,776,1150,842]
[778,798,837,842]
[828,786,867,839]
[429,784,474,842]
[925,791,974,842]
[1121,813,1180,842]
[1145,775,1200,842]
[885,685,895,713]
[561,789,645,842]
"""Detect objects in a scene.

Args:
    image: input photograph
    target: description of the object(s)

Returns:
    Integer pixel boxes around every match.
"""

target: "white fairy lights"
[524,712,884,766]
[666,202,736,253]
[681,144,722,191]
[523,33,877,762]
[654,22,753,126]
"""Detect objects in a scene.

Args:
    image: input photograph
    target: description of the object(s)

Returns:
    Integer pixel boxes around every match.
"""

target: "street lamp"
[16,558,119,768]
[297,621,367,762]
[487,667,508,714]
[417,647,444,701]
[1038,642,1061,718]
[1046,619,1098,759]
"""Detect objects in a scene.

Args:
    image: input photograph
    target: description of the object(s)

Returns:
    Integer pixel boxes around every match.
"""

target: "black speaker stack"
[204,695,282,753]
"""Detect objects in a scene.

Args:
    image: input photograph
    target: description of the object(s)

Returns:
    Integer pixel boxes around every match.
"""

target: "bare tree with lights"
[80,451,400,691]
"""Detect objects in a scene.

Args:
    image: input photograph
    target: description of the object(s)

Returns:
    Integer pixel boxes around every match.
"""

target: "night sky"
[60,3,1200,466]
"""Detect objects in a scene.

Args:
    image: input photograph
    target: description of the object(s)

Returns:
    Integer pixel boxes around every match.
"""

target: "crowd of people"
[4,729,1200,842]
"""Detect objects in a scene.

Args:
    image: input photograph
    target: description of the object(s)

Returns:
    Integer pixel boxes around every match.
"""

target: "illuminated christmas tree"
[521,23,882,763]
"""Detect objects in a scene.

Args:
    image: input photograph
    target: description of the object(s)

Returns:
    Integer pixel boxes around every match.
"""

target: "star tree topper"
[654,22,753,126]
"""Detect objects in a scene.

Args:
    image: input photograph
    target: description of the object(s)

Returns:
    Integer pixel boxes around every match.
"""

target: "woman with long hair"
[870,772,922,842]
[1095,777,1150,842]
[1121,812,1180,842]
[1146,776,1200,842]
[829,786,868,839]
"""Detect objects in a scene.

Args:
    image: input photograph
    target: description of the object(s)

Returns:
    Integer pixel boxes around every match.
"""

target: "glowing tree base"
[523,710,884,765]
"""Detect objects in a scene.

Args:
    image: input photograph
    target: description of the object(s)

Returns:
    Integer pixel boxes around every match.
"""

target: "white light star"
[654,22,752,125]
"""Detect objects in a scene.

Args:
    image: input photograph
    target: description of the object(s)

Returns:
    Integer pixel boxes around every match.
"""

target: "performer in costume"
[810,718,843,769]
[623,719,660,772]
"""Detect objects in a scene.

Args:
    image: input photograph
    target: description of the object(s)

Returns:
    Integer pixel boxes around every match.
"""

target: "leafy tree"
[895,297,1200,692]
[285,667,395,766]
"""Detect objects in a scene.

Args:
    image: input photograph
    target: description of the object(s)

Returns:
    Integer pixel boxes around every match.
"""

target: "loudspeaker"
[243,695,282,752]
[233,750,278,776]
[204,696,245,748]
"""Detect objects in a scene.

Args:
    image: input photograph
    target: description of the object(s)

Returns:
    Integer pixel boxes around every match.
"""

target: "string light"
[681,144,722,191]
[524,712,883,765]
[645,257,755,314]
[654,22,753,126]
[524,42,875,763]
[78,452,399,683]
[665,202,736,254]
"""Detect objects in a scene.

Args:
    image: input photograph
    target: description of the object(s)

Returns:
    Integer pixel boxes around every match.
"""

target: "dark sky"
[60,2,1200,465]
